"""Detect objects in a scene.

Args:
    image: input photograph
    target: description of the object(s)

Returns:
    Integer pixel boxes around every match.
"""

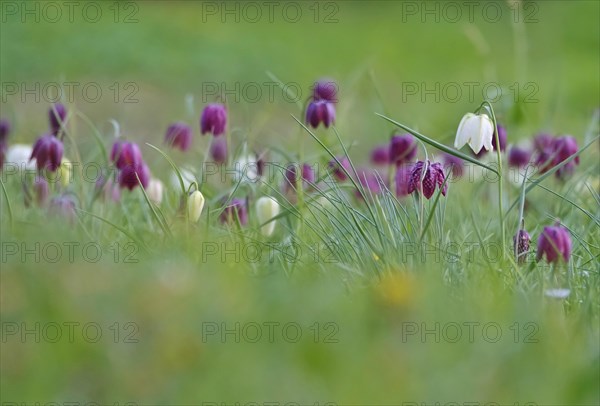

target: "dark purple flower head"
[553,135,579,178]
[328,157,351,181]
[285,163,316,191]
[165,122,193,151]
[0,119,10,143]
[49,103,67,136]
[312,79,338,103]
[34,176,49,206]
[537,222,572,263]
[508,146,532,168]
[110,141,143,170]
[306,100,335,129]
[441,153,464,178]
[408,160,447,200]
[219,198,248,226]
[395,164,412,198]
[49,194,76,223]
[30,133,64,172]
[118,162,150,190]
[200,103,227,136]
[389,133,417,166]
[370,145,390,166]
[209,136,228,164]
[513,228,531,264]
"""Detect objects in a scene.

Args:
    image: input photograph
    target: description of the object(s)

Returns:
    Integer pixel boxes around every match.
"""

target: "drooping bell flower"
[146,178,164,205]
[441,153,464,178]
[370,145,389,166]
[536,222,572,263]
[30,133,63,171]
[328,156,351,181]
[553,135,579,178]
[49,194,77,223]
[187,190,205,223]
[118,162,150,190]
[312,79,338,103]
[33,176,49,206]
[200,103,227,136]
[209,136,228,164]
[110,141,143,170]
[408,160,447,200]
[389,133,417,166]
[513,228,531,264]
[49,103,67,135]
[219,198,248,226]
[164,122,193,151]
[255,196,280,237]
[508,146,532,168]
[306,100,335,129]
[454,112,494,154]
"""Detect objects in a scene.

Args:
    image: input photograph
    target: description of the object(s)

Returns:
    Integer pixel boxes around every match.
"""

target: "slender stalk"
[481,101,505,259]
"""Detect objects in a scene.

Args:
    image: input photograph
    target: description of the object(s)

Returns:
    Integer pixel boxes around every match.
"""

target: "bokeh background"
[1,1,599,404]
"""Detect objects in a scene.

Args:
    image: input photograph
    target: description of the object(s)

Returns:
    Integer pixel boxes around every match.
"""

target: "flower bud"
[255,196,280,236]
[513,229,531,264]
[146,178,164,205]
[187,190,205,222]
[508,146,532,168]
[49,103,67,135]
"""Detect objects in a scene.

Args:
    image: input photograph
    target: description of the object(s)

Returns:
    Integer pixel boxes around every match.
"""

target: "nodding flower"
[508,146,532,169]
[118,162,150,190]
[284,163,316,192]
[513,228,531,264]
[200,103,227,136]
[454,112,494,155]
[407,160,447,200]
[219,198,248,226]
[389,133,417,166]
[30,133,64,172]
[110,141,143,170]
[187,190,206,223]
[49,103,67,136]
[306,100,335,129]
[209,136,228,164]
[255,196,280,237]
[49,194,77,223]
[328,156,351,181]
[534,135,579,178]
[165,122,193,151]
[312,79,338,103]
[370,145,390,166]
[536,221,572,264]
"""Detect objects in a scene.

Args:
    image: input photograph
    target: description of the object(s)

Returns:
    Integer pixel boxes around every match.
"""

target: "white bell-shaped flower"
[454,113,494,154]
[255,196,280,237]
[147,178,164,205]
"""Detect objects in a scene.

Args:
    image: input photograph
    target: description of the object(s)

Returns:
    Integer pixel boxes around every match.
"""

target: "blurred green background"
[1,1,599,405]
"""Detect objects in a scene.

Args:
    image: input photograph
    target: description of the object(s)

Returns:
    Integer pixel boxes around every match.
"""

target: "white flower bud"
[255,196,280,236]
[187,190,205,223]
[455,112,494,154]
[147,178,164,205]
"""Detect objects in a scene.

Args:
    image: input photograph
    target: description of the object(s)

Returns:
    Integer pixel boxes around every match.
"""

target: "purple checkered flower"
[30,133,64,172]
[200,103,227,136]
[407,160,447,200]
[536,222,572,263]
